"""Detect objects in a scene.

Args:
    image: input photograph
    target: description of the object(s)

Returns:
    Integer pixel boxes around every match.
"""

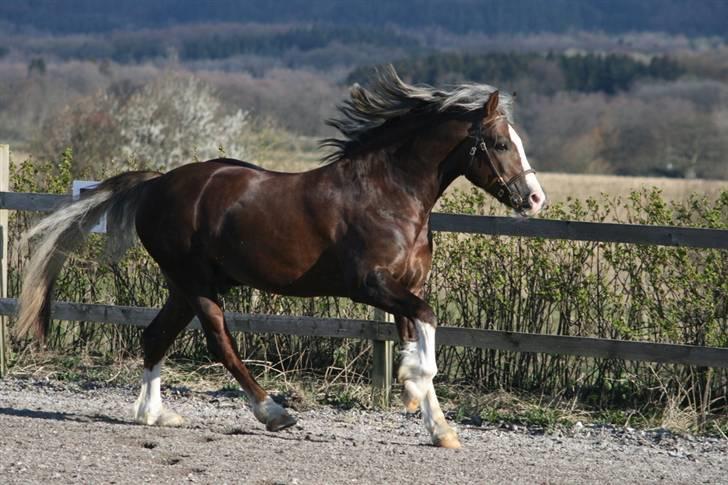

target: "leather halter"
[467,117,536,208]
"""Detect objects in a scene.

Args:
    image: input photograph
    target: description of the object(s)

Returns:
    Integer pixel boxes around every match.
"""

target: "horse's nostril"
[530,192,542,206]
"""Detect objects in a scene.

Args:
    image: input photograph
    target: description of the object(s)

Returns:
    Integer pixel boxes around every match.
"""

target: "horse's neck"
[345,144,466,219]
[435,136,471,198]
[394,130,471,213]
[330,121,470,218]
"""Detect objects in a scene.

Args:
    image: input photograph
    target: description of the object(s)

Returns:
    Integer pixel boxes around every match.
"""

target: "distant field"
[445,171,728,205]
[538,172,726,203]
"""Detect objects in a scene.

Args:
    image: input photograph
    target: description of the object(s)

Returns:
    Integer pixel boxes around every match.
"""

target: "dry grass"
[239,127,324,172]
[445,171,728,207]
[532,172,726,205]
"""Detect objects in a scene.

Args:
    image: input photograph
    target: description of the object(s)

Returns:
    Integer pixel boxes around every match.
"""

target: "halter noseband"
[467,117,536,209]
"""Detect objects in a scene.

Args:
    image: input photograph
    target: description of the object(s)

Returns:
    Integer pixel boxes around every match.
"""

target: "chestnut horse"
[16,67,546,448]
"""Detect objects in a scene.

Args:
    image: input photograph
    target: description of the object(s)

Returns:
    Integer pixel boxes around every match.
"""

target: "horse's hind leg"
[134,289,194,426]
[191,294,296,432]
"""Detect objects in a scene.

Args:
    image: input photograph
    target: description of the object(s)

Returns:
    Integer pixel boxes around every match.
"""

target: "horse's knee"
[416,309,437,327]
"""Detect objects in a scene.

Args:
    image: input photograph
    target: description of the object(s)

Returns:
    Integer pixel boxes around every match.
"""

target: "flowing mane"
[322,65,514,162]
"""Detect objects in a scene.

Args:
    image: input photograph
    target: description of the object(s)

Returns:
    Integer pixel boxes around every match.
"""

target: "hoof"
[266,412,297,432]
[432,432,462,450]
[401,380,425,413]
[401,391,420,413]
[136,408,184,427]
[404,399,420,413]
[432,430,461,449]
[156,409,184,427]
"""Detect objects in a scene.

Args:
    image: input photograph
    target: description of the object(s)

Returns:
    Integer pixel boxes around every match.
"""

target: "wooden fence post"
[371,308,393,407]
[0,144,8,378]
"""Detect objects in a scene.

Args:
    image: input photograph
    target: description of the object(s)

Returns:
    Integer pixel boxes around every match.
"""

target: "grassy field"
[512,172,727,205]
[10,141,727,213]
[443,172,727,220]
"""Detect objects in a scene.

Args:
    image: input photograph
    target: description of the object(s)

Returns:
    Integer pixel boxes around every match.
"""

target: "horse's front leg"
[360,270,460,449]
[395,315,424,413]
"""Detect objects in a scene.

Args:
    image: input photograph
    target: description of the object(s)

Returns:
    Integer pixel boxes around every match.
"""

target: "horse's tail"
[15,170,163,341]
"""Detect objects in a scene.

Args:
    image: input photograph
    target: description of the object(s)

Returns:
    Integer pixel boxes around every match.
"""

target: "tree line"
[349,52,684,95]
[14,25,422,65]
[180,26,419,62]
[558,54,684,94]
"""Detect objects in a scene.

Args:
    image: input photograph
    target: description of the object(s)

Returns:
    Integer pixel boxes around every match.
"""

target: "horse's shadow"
[0,406,433,448]
[0,406,130,426]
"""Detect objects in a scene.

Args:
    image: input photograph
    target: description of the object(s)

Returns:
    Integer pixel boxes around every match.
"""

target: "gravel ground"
[0,377,725,484]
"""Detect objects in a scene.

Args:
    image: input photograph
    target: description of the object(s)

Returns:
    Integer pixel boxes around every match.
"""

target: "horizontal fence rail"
[1,298,726,369]
[0,192,70,212]
[431,213,728,249]
[2,191,727,249]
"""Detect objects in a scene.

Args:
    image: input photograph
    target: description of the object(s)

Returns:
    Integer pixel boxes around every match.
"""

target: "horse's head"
[464,91,546,216]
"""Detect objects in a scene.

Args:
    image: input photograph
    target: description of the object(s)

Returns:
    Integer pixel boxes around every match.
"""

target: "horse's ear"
[484,91,499,117]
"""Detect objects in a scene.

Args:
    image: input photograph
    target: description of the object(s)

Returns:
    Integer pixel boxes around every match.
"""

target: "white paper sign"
[72,180,107,233]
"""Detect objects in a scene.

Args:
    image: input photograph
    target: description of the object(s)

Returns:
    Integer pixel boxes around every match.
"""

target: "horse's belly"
[218,244,348,297]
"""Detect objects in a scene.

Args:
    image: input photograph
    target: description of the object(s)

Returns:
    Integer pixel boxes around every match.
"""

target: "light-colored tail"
[15,170,162,341]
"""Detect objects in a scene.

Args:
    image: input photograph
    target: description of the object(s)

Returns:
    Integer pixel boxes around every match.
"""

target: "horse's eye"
[495,143,508,151]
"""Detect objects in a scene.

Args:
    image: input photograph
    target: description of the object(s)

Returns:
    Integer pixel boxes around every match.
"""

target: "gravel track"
[0,377,725,484]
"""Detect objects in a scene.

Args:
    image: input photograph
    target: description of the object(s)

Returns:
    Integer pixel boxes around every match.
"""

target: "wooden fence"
[0,151,726,406]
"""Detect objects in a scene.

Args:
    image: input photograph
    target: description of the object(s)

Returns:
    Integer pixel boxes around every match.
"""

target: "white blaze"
[508,124,546,215]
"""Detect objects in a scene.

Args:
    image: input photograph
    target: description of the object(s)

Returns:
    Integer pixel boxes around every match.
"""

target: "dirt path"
[0,377,725,484]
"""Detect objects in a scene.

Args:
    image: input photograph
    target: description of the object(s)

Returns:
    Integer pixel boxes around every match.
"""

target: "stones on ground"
[2,377,728,483]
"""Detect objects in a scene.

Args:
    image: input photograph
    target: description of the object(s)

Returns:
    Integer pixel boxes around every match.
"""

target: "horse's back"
[135,159,268,260]
[134,158,344,292]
